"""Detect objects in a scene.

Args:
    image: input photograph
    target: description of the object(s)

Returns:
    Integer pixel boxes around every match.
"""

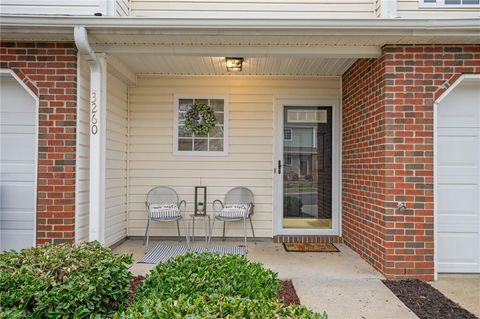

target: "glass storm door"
[281,106,333,230]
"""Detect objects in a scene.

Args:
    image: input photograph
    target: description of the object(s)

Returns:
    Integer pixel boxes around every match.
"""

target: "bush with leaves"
[115,295,328,319]
[135,252,281,302]
[0,241,133,318]
[124,253,327,318]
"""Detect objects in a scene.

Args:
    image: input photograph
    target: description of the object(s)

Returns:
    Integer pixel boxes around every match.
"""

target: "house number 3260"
[91,92,98,135]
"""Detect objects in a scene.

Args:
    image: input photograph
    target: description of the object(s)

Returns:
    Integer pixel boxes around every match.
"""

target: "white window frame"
[419,0,479,8]
[173,94,229,156]
[284,128,292,141]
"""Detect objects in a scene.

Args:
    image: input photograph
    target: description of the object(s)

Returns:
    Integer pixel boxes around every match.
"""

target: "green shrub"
[115,295,328,319]
[0,241,133,318]
[135,253,281,302]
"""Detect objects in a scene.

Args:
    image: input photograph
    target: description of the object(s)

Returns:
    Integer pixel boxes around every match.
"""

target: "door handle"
[278,160,282,174]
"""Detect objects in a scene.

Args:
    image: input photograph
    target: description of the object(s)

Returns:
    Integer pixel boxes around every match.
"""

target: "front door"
[275,101,339,235]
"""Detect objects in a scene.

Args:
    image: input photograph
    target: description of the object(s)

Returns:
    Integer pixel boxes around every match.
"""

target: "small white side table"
[189,214,211,245]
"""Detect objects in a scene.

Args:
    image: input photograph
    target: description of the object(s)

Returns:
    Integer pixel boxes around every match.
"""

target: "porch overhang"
[2,15,479,77]
[1,15,479,45]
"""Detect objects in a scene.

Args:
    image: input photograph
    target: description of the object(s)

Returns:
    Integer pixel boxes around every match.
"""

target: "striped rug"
[139,243,246,264]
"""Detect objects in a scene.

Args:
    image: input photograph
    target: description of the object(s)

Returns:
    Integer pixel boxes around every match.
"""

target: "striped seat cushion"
[218,204,249,219]
[149,203,181,219]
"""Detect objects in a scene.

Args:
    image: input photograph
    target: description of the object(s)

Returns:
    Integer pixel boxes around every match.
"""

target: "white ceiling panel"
[113,54,356,76]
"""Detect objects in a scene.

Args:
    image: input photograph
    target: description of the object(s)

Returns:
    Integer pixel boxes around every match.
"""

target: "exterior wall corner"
[342,44,480,281]
[1,41,78,245]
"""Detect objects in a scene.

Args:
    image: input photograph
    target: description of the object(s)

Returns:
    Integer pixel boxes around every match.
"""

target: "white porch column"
[87,56,107,244]
[74,26,107,244]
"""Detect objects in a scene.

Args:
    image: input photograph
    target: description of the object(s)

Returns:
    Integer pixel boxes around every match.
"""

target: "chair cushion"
[149,203,181,219]
[219,204,250,219]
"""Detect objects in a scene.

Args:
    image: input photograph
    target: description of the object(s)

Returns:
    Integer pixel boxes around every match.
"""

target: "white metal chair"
[143,186,187,251]
[208,187,256,250]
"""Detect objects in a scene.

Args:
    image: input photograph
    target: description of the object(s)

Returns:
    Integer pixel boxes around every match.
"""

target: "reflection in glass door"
[282,106,332,229]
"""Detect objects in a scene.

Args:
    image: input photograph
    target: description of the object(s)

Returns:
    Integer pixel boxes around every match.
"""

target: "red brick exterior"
[342,44,480,281]
[0,41,77,245]
[1,40,479,282]
[342,56,387,274]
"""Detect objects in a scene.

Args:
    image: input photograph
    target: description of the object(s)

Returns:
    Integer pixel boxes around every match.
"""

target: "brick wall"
[342,56,387,274]
[273,235,342,244]
[0,41,77,245]
[342,44,480,281]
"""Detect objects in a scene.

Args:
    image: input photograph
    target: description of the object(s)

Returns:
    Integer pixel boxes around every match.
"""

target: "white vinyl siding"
[128,75,341,238]
[130,0,377,19]
[105,71,129,247]
[398,0,480,17]
[75,57,90,244]
[0,0,107,15]
[0,0,130,16]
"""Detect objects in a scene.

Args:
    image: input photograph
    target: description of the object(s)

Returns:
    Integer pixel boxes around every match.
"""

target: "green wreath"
[184,102,217,135]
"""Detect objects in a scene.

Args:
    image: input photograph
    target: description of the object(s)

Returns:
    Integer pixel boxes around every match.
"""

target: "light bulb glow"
[226,57,243,72]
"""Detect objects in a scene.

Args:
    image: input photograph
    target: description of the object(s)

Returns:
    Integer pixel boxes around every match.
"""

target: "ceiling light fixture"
[226,57,243,72]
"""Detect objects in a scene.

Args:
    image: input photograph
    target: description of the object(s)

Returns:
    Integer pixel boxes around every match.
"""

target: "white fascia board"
[97,44,381,58]
[1,15,479,32]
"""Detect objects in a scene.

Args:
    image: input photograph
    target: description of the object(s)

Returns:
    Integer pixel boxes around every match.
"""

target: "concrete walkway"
[114,239,418,319]
[430,274,480,317]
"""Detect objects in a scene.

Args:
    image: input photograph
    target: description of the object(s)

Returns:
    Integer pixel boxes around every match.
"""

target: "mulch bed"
[277,280,301,305]
[383,279,478,319]
[129,276,301,306]
[129,275,145,304]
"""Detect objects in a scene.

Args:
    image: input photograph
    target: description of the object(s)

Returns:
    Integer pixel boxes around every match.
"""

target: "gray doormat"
[139,243,246,264]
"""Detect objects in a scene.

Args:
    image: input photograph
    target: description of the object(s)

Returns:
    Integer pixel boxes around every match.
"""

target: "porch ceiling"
[83,29,480,76]
[111,54,356,76]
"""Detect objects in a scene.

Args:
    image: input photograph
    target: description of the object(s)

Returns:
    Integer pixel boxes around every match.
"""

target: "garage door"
[437,78,480,273]
[0,73,37,251]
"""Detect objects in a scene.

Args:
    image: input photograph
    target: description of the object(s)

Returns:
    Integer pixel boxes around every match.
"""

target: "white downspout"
[74,26,107,245]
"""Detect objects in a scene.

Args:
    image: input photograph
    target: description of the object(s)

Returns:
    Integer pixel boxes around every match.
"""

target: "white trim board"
[94,45,380,59]
[0,68,39,249]
[2,16,479,31]
[273,97,342,236]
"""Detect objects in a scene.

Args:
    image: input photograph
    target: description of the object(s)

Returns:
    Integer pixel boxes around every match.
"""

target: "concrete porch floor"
[113,239,418,319]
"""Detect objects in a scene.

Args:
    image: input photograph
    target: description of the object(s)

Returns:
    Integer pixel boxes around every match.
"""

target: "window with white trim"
[420,0,479,6]
[173,95,228,156]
